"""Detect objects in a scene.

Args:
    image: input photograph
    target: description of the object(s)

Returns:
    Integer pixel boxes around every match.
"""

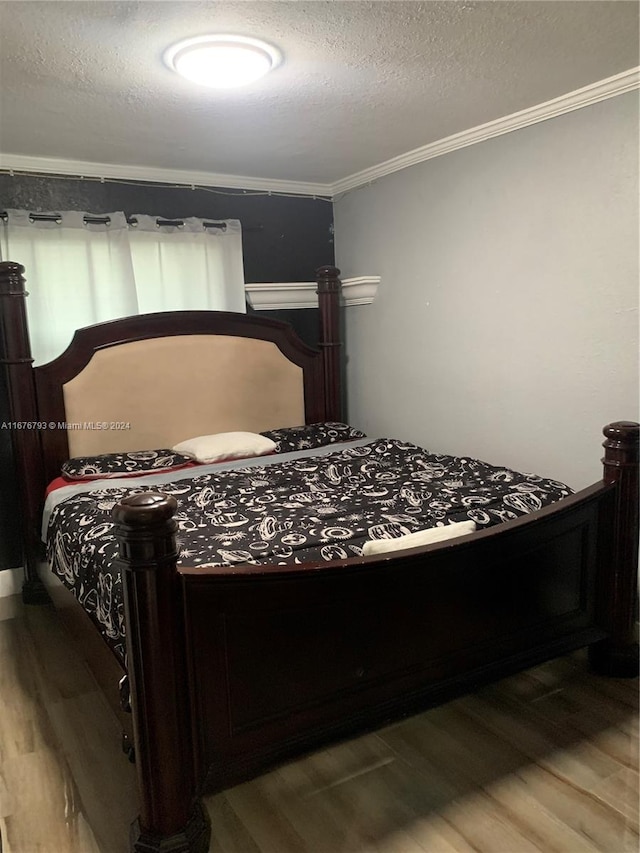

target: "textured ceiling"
[0,1,637,186]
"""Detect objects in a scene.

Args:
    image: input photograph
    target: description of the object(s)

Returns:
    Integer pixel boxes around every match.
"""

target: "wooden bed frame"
[0,259,638,853]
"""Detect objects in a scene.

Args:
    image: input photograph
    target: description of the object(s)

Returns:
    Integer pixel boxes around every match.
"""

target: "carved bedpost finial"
[113,491,211,852]
[590,420,639,677]
[0,261,32,367]
[114,492,178,533]
[0,260,27,295]
[602,421,639,474]
[113,492,178,567]
[315,265,343,422]
[114,490,178,521]
[316,265,341,291]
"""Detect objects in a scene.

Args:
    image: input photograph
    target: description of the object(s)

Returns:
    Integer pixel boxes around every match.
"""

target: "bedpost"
[590,420,639,677]
[113,493,210,853]
[0,261,48,604]
[316,265,343,421]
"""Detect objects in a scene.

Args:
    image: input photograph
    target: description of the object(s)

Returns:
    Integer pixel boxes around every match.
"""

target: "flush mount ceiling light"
[164,35,281,89]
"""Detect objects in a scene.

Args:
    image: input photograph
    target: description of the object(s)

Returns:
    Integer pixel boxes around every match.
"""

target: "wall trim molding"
[246,276,381,310]
[1,67,637,199]
[341,276,381,306]
[246,282,316,311]
[330,67,640,195]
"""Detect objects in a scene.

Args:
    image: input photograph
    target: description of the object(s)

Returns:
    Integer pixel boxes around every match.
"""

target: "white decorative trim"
[0,567,23,598]
[341,276,381,306]
[0,68,636,199]
[245,276,380,310]
[0,154,331,199]
[330,67,640,196]
[245,282,316,311]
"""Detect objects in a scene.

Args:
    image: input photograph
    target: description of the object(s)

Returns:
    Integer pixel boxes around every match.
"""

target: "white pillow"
[362,520,477,556]
[172,432,277,464]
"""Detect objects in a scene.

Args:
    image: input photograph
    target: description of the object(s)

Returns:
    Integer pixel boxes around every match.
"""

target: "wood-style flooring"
[0,593,637,853]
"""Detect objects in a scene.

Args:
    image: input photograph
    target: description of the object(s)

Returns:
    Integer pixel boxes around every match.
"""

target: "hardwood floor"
[0,594,637,853]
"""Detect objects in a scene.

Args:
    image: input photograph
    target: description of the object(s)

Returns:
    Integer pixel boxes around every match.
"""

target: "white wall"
[334,93,639,490]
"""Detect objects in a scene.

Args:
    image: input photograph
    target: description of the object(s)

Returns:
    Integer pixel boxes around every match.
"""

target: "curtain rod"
[0,212,264,232]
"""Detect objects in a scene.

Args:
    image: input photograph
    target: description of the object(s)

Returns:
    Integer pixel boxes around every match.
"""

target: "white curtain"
[0,210,245,365]
[128,216,245,314]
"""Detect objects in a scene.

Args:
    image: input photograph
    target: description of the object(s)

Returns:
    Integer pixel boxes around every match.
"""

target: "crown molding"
[330,66,640,196]
[1,68,636,200]
[246,276,380,310]
[0,154,331,199]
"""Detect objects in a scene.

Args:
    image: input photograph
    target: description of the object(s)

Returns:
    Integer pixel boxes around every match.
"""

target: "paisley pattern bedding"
[47,438,572,663]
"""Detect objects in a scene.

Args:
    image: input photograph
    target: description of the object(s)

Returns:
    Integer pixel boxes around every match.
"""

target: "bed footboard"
[180,482,612,795]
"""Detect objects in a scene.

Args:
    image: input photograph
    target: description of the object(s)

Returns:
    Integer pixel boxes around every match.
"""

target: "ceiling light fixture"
[164,35,281,89]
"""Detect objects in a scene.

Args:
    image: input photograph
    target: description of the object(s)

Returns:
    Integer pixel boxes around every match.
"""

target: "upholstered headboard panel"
[63,334,305,456]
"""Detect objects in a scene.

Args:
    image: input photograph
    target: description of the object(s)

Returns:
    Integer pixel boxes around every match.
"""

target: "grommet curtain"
[0,211,245,365]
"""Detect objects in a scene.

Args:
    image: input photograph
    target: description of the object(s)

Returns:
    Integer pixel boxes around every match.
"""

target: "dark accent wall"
[0,173,333,569]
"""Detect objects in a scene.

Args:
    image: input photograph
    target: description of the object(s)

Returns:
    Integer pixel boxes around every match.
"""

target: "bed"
[0,259,637,853]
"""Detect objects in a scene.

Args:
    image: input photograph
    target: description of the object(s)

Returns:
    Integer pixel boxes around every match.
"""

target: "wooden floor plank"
[0,749,101,853]
[513,763,638,852]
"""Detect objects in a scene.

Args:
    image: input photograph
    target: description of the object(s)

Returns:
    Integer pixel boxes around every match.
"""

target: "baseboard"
[0,567,23,598]
[0,564,59,601]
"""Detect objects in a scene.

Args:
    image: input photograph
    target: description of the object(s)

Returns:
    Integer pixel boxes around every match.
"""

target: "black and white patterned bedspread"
[47,438,572,663]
